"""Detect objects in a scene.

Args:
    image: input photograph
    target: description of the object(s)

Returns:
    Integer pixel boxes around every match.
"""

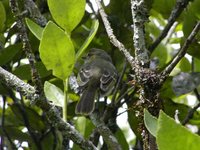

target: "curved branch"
[161,21,200,81]
[90,113,122,150]
[0,67,97,150]
[149,0,190,52]
[94,0,135,68]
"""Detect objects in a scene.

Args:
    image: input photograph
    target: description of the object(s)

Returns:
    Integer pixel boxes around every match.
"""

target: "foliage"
[0,0,200,149]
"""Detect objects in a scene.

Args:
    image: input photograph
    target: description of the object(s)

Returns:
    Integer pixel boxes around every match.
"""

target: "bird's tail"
[75,84,96,115]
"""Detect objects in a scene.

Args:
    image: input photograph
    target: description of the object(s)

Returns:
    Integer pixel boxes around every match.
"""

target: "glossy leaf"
[144,109,158,137]
[44,81,64,107]
[13,62,51,80]
[176,57,191,72]
[0,2,6,31]
[25,18,43,40]
[0,44,21,66]
[75,116,94,138]
[47,0,85,32]
[115,128,129,150]
[39,21,75,80]
[157,111,200,150]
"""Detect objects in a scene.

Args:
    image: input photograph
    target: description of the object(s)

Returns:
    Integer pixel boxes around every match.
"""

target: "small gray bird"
[76,48,118,115]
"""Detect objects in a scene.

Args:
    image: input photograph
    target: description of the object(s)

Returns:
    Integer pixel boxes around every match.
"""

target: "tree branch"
[0,67,97,150]
[9,0,43,95]
[161,21,200,80]
[182,102,200,125]
[149,0,190,52]
[90,113,122,150]
[131,0,149,67]
[94,0,135,68]
[24,0,47,27]
[182,89,200,125]
[1,96,17,149]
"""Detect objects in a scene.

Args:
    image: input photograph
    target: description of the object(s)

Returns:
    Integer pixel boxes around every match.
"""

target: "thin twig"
[94,0,135,68]
[149,0,190,52]
[161,21,200,81]
[16,103,42,149]
[90,113,122,150]
[181,56,200,125]
[111,60,127,104]
[164,22,178,45]
[182,55,200,126]
[5,88,42,149]
[182,102,200,125]
[0,67,97,150]
[1,96,17,150]
[9,0,43,96]
[116,86,135,107]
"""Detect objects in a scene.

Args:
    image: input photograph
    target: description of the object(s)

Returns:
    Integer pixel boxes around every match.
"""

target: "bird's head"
[84,48,112,62]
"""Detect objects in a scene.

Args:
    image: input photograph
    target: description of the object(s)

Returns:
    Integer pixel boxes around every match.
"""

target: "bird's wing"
[100,69,117,96]
[77,64,92,87]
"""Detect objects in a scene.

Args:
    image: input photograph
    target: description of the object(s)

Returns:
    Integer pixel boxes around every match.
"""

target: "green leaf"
[160,77,176,99]
[75,19,99,60]
[41,129,63,150]
[0,44,21,66]
[75,116,94,138]
[194,58,200,72]
[0,126,31,142]
[176,57,191,72]
[157,111,200,150]
[47,0,85,32]
[144,109,158,137]
[115,128,129,150]
[0,107,22,126]
[162,99,190,123]
[39,21,75,80]
[13,62,51,80]
[152,0,176,19]
[182,0,200,37]
[44,81,64,107]
[10,104,46,132]
[0,1,6,31]
[150,43,169,69]
[25,18,43,40]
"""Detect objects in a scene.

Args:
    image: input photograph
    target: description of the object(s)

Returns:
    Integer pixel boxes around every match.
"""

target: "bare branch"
[24,0,47,26]
[182,103,200,125]
[111,60,127,104]
[131,0,149,67]
[90,113,122,150]
[161,21,200,79]
[9,0,43,95]
[1,96,17,149]
[182,89,200,125]
[149,0,190,52]
[94,0,135,68]
[0,67,97,150]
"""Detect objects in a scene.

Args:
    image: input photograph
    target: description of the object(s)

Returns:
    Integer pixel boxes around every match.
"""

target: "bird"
[75,48,118,115]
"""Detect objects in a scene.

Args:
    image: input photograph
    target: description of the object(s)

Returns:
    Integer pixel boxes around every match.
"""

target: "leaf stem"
[63,78,68,121]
